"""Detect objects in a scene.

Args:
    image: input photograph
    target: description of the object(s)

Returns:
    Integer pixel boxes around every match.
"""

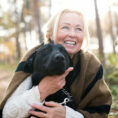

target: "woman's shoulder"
[80,49,103,82]
[80,49,102,75]
[80,49,101,65]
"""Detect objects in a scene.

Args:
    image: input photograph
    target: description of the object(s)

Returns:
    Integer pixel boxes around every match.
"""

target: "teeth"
[64,41,76,45]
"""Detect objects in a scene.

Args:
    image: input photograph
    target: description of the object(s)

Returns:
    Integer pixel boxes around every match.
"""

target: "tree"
[31,0,44,43]
[94,0,105,67]
[48,0,52,18]
[14,0,21,60]
[108,8,116,54]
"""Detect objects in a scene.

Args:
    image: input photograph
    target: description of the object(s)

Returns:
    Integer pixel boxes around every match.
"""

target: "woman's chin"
[65,49,75,57]
[60,43,78,57]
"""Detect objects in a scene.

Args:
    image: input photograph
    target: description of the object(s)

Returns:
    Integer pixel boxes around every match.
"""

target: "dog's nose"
[55,53,65,62]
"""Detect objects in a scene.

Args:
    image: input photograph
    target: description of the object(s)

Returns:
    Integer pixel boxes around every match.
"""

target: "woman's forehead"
[59,12,84,27]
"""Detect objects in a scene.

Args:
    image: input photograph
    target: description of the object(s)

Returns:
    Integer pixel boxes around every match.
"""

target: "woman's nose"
[68,29,76,37]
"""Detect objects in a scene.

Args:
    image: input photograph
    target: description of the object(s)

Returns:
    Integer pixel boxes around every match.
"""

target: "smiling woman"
[1,8,112,118]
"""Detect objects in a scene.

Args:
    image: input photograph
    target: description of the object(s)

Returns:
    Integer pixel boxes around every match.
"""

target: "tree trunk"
[21,1,28,51]
[16,31,21,60]
[14,0,21,60]
[109,9,116,54]
[33,0,43,43]
[48,0,52,18]
[94,0,105,67]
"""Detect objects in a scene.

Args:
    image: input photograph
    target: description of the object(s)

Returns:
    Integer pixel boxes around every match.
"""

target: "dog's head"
[24,43,73,85]
[33,43,73,76]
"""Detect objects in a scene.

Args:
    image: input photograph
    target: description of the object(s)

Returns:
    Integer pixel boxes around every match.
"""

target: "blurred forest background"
[0,0,118,117]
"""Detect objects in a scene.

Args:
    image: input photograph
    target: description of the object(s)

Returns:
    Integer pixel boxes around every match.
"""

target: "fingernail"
[30,104,37,107]
[30,103,34,106]
[71,67,74,70]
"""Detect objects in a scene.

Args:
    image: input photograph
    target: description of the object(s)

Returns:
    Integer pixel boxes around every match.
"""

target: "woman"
[1,9,112,118]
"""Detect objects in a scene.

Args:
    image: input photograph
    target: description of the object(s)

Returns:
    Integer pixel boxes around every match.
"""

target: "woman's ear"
[49,34,54,43]
[50,39,54,44]
[49,34,53,40]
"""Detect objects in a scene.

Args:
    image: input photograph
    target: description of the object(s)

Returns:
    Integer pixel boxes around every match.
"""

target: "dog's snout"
[55,53,65,62]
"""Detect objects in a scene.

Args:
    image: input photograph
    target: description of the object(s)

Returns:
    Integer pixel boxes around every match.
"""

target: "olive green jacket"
[0,44,112,118]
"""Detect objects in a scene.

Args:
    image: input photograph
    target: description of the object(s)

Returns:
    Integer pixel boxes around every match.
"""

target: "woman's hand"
[29,101,66,118]
[38,67,73,101]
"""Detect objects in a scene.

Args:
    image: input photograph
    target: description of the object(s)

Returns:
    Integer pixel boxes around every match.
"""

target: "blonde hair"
[43,8,90,47]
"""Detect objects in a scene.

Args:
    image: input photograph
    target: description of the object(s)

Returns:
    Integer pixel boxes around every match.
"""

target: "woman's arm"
[3,67,83,118]
[2,76,43,118]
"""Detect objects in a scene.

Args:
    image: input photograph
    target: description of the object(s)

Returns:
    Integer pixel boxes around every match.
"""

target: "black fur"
[32,43,72,85]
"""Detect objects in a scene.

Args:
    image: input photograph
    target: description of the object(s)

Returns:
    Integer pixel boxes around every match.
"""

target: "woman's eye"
[62,26,69,30]
[76,28,82,31]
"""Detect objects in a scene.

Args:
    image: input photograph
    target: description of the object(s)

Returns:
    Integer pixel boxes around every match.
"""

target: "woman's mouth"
[64,41,76,46]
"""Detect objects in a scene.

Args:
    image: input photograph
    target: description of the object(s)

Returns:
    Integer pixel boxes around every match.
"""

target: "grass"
[0,61,18,72]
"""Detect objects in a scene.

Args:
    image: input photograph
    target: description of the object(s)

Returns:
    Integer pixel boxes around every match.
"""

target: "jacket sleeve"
[78,76,112,118]
[77,54,112,118]
[2,76,43,118]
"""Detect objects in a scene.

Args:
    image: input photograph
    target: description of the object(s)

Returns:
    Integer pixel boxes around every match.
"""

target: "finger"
[29,110,46,118]
[30,104,49,112]
[64,67,74,77]
[44,101,61,107]
[59,79,66,87]
[31,117,36,118]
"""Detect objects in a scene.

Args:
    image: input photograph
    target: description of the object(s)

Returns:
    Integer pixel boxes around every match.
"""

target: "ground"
[0,70,117,118]
[0,70,13,102]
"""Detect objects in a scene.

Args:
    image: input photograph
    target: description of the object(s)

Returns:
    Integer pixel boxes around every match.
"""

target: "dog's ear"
[24,51,37,73]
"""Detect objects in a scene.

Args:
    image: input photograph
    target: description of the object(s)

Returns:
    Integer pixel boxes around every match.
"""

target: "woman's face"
[53,12,84,58]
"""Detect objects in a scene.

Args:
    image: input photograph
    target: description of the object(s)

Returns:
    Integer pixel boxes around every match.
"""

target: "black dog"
[32,43,72,85]
[24,43,76,117]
